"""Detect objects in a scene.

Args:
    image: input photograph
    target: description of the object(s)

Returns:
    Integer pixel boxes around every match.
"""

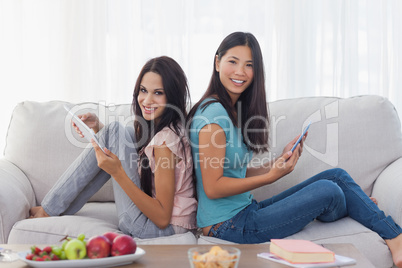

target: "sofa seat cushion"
[8,203,119,244]
[197,217,391,268]
[135,232,197,245]
[8,215,119,245]
[74,202,119,227]
[8,202,197,245]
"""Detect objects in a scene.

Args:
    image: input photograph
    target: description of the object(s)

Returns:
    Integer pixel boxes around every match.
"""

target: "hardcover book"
[270,239,335,264]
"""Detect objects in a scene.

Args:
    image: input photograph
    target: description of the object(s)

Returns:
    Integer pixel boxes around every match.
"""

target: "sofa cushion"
[73,202,119,226]
[4,101,133,204]
[8,202,197,245]
[251,95,402,201]
[9,216,197,245]
[135,232,197,245]
[8,202,119,244]
[8,215,119,245]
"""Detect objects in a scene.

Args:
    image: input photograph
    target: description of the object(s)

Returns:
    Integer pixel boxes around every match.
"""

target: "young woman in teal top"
[187,32,402,267]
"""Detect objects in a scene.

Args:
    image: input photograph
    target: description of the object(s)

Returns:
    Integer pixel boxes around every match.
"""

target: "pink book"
[270,239,335,264]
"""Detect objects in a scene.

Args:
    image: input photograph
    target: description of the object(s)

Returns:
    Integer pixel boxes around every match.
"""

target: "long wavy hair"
[132,56,191,196]
[187,32,269,153]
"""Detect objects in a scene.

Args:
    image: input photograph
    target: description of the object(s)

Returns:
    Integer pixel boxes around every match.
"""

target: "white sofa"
[2,95,402,267]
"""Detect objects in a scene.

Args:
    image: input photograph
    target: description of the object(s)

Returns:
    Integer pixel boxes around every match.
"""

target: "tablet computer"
[64,105,106,153]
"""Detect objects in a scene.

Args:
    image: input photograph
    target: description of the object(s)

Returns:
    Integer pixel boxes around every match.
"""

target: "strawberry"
[51,253,60,261]
[32,256,44,261]
[30,246,41,255]
[25,253,35,260]
[42,255,52,261]
[39,251,49,257]
[43,246,52,254]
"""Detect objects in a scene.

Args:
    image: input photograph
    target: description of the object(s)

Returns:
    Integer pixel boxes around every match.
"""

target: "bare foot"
[29,206,49,218]
[386,234,402,267]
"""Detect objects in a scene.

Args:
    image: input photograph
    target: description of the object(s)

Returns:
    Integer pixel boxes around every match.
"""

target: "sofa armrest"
[372,157,402,226]
[0,158,35,243]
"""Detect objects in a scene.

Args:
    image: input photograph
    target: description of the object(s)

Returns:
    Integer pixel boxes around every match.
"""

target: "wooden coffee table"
[1,243,374,267]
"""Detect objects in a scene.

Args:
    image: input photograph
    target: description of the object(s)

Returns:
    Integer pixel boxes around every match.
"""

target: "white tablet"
[64,105,106,153]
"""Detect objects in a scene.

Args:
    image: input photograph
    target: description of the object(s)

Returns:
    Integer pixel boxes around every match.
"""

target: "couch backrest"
[4,96,402,205]
[251,95,402,201]
[4,101,133,204]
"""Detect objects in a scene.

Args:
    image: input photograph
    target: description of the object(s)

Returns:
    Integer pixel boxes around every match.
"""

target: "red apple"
[111,234,137,256]
[103,231,120,244]
[86,235,111,259]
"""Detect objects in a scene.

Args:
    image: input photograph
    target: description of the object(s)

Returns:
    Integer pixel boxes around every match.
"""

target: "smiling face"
[137,72,167,123]
[215,45,254,104]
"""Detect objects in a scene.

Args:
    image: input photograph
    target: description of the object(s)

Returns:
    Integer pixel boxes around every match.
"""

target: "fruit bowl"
[17,248,145,268]
[188,245,240,268]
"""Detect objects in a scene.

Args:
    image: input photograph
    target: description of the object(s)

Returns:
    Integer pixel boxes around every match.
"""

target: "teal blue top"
[189,99,253,228]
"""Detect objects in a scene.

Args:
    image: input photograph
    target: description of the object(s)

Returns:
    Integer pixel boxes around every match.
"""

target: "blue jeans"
[41,122,175,239]
[207,168,402,243]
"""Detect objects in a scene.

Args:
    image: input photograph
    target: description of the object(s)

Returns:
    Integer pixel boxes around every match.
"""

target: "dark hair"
[187,32,269,153]
[132,56,191,196]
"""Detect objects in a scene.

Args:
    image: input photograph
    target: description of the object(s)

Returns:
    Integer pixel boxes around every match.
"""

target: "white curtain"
[1,0,401,154]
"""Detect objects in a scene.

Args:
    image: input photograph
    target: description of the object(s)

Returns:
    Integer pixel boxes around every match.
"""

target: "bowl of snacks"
[188,245,241,268]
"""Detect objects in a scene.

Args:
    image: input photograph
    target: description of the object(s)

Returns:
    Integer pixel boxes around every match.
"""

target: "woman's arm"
[199,124,301,199]
[91,141,175,229]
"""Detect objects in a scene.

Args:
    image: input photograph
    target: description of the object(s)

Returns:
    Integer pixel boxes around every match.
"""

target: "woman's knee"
[313,180,344,202]
[318,168,353,185]
[314,180,347,221]
[323,168,346,176]
[330,168,355,184]
[313,179,338,190]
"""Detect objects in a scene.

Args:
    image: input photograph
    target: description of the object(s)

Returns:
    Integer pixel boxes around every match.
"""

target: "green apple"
[64,239,87,260]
